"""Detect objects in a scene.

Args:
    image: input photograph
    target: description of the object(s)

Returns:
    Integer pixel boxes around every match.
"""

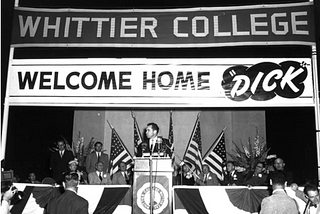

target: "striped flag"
[168,111,175,165]
[183,114,202,174]
[132,114,143,156]
[109,128,133,177]
[202,129,227,181]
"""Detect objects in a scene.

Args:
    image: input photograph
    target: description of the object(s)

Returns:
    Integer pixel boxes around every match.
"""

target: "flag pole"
[182,112,201,159]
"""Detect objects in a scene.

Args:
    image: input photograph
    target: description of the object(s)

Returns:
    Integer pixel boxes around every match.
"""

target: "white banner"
[8,58,313,107]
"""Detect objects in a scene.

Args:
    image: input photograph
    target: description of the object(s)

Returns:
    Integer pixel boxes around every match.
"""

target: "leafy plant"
[72,132,95,167]
[227,128,270,173]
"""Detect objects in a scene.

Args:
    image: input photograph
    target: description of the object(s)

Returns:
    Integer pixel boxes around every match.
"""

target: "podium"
[133,157,173,214]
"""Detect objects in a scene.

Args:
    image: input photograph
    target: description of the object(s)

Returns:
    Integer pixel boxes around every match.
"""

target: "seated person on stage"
[244,162,268,186]
[291,183,320,214]
[136,122,171,157]
[25,172,41,184]
[65,159,88,184]
[195,164,220,186]
[176,162,196,186]
[88,161,112,185]
[268,158,294,186]
[221,161,244,186]
[112,162,132,185]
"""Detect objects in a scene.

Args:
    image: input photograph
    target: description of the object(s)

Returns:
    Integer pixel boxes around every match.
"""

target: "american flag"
[168,111,174,165]
[183,115,202,174]
[202,129,227,181]
[109,128,133,177]
[133,115,143,156]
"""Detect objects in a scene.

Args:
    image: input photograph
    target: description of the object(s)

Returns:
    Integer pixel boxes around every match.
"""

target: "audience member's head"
[274,158,285,171]
[270,170,286,189]
[57,140,66,151]
[94,142,103,152]
[202,164,210,174]
[304,183,320,205]
[63,172,80,190]
[254,162,265,174]
[226,161,235,173]
[68,159,79,172]
[119,162,127,172]
[182,162,192,173]
[28,172,38,182]
[95,161,104,172]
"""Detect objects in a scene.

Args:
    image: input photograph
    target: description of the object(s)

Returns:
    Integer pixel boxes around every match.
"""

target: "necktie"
[203,174,207,183]
[97,153,101,161]
[60,151,63,158]
[99,172,102,181]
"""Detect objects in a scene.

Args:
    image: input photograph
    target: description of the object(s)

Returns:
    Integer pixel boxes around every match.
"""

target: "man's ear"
[284,181,288,187]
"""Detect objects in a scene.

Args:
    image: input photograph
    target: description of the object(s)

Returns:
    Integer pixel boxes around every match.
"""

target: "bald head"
[274,158,285,171]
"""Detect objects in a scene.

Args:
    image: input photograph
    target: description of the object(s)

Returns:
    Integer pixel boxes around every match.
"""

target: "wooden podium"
[133,157,173,214]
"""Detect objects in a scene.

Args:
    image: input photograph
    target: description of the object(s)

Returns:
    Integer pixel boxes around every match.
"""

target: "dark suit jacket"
[196,172,220,186]
[50,150,74,183]
[244,171,268,186]
[47,190,89,214]
[136,137,171,157]
[221,170,244,186]
[112,171,131,185]
[260,190,299,214]
[86,152,109,174]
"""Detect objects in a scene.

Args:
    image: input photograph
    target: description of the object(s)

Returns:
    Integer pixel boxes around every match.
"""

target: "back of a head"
[64,172,79,188]
[271,171,286,188]
[1,181,13,193]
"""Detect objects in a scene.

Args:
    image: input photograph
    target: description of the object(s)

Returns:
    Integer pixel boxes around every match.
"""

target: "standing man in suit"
[136,122,170,157]
[47,172,89,214]
[260,171,299,214]
[112,162,131,185]
[88,161,112,185]
[196,164,220,186]
[50,139,74,184]
[86,141,109,174]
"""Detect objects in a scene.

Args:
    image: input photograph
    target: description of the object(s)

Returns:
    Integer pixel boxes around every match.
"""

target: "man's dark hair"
[304,183,319,195]
[271,171,286,186]
[64,172,79,188]
[94,141,103,147]
[64,172,79,182]
[147,122,159,133]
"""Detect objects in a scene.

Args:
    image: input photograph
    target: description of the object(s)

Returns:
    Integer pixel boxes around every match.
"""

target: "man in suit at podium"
[136,122,171,157]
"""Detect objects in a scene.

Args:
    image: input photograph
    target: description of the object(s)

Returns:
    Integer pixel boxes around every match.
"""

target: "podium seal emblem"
[137,182,168,214]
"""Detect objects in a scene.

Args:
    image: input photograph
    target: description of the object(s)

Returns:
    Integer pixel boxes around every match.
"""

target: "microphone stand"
[149,139,156,214]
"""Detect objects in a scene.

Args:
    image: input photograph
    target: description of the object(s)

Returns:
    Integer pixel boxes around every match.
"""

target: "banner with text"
[8,58,314,107]
[11,2,315,47]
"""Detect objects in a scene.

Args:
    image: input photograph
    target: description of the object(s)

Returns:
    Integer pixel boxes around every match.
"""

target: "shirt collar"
[272,189,286,194]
